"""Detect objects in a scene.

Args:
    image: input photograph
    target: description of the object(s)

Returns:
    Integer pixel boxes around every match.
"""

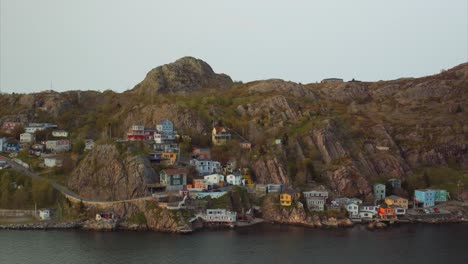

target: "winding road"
[0,155,156,206]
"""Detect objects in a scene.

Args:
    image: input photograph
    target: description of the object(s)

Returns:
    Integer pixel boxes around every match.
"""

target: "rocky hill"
[0,58,466,200]
[130,56,233,95]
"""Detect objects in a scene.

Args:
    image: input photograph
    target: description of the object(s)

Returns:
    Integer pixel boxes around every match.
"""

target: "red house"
[127,125,156,141]
[378,207,397,220]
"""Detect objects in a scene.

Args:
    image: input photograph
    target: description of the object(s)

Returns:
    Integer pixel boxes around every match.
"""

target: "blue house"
[414,189,435,207]
[373,183,386,201]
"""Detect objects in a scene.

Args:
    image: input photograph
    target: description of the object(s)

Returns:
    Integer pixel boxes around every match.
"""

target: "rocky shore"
[0,221,82,230]
[1,217,466,233]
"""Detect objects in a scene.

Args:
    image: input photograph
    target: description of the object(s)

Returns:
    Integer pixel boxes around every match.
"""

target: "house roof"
[386,195,406,200]
[213,126,227,133]
[162,168,188,175]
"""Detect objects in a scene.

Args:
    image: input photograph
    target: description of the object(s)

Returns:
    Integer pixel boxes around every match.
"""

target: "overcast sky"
[0,0,467,93]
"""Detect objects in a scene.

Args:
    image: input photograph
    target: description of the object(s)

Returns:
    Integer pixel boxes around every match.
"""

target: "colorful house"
[190,159,222,176]
[161,152,177,165]
[387,178,402,189]
[373,183,386,201]
[378,207,397,220]
[414,189,436,208]
[160,168,188,191]
[192,179,209,190]
[212,126,231,146]
[45,139,71,152]
[267,184,284,193]
[280,193,293,206]
[384,195,409,209]
[192,148,211,160]
[1,121,21,132]
[346,202,359,217]
[432,189,448,202]
[303,190,328,212]
[20,133,35,144]
[127,125,156,141]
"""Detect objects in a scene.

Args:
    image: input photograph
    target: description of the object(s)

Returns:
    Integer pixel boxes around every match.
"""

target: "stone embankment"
[0,221,82,230]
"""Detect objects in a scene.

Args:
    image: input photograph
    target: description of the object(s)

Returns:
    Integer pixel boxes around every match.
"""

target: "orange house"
[280,193,293,206]
[193,179,208,189]
[378,207,397,220]
[162,152,177,165]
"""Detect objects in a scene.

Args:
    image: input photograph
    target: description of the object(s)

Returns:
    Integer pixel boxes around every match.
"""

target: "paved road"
[0,155,156,205]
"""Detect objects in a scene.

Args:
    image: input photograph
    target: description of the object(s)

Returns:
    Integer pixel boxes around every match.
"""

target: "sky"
[0,0,467,93]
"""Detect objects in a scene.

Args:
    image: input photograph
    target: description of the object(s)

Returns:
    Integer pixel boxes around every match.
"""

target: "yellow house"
[280,193,292,206]
[385,195,409,209]
[242,168,255,187]
[212,126,231,146]
[162,152,177,165]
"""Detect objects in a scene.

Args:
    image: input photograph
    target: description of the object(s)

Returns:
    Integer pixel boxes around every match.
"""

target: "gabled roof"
[386,195,407,200]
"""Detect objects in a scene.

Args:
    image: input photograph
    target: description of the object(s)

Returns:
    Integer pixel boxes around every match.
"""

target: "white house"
[38,209,51,220]
[20,133,35,144]
[84,139,94,151]
[52,130,69,138]
[393,207,406,216]
[226,174,243,185]
[358,211,375,219]
[346,202,360,217]
[190,159,222,176]
[44,157,62,168]
[199,209,237,223]
[303,190,329,211]
[46,139,71,152]
[204,174,225,186]
[360,204,380,214]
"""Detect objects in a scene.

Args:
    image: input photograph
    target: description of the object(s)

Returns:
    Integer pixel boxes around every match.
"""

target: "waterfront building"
[414,189,436,208]
[384,195,409,209]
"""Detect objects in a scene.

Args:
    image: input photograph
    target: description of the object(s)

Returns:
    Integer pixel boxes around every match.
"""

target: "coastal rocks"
[144,207,192,233]
[367,221,387,230]
[260,195,352,228]
[68,144,157,201]
[0,221,82,230]
[82,220,118,231]
[131,56,232,95]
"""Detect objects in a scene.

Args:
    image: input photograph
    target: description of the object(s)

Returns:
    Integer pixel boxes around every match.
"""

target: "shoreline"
[1,217,466,233]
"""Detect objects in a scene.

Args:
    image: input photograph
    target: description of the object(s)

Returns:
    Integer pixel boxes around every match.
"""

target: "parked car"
[433,208,440,213]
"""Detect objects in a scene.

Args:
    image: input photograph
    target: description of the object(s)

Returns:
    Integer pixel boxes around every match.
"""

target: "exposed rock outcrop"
[131,57,233,95]
[68,144,157,201]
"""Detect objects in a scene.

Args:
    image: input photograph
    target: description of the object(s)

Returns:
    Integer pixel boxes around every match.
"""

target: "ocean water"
[0,224,467,264]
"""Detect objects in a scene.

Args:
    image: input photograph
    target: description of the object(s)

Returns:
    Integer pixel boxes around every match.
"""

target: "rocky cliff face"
[68,144,157,201]
[131,57,233,95]
[261,195,352,227]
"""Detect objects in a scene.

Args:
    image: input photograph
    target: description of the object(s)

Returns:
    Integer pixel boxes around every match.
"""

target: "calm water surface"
[0,224,467,264]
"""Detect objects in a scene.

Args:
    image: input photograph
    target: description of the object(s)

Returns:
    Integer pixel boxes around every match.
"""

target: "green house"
[433,189,448,202]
